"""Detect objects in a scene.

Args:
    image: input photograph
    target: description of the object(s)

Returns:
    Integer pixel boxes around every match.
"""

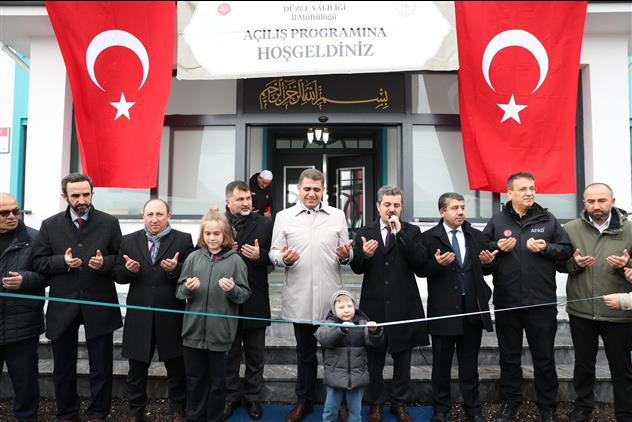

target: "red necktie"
[76,217,84,229]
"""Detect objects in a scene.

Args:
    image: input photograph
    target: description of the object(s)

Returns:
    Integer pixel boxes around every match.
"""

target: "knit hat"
[330,289,356,315]
[259,170,273,181]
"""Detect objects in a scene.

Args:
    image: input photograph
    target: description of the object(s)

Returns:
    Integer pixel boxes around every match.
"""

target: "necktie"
[76,217,84,229]
[451,229,462,266]
[385,226,393,248]
[149,241,158,264]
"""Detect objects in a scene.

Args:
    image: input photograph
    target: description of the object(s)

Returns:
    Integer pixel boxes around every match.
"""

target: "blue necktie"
[451,229,462,266]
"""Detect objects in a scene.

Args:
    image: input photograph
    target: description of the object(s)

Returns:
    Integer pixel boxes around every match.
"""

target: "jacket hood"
[330,289,356,316]
[201,247,238,260]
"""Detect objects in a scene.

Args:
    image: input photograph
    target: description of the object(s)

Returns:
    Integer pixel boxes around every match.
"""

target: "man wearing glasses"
[0,193,47,422]
[483,172,573,422]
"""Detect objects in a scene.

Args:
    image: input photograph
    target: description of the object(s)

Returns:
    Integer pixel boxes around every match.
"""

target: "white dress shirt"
[443,222,466,263]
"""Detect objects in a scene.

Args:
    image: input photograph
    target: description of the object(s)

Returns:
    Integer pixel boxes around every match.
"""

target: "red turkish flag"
[46,1,175,188]
[455,1,586,193]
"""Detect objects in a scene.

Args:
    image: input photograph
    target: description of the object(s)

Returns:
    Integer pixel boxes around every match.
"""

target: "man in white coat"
[269,168,353,422]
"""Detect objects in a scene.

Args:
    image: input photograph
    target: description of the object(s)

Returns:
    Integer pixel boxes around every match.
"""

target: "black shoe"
[431,411,448,422]
[568,407,592,422]
[496,403,520,422]
[539,409,559,422]
[223,401,240,419]
[467,415,485,422]
[247,401,263,420]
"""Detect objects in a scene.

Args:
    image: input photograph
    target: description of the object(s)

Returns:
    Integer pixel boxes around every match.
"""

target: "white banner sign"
[177,1,457,80]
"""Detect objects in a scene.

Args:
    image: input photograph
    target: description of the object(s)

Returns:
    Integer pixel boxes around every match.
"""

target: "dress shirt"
[443,222,466,263]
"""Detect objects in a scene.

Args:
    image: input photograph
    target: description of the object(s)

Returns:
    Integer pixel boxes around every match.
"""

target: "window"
[412,125,493,220]
[411,72,581,221]
[77,125,236,217]
[169,126,236,214]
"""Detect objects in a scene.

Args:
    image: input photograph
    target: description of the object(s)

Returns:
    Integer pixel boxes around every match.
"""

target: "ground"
[0,399,617,421]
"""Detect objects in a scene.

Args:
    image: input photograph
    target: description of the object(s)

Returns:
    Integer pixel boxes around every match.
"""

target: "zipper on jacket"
[0,241,27,261]
[347,332,352,389]
[202,259,212,346]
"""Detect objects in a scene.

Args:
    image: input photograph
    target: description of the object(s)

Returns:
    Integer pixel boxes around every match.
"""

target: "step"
[0,360,614,403]
[34,325,603,367]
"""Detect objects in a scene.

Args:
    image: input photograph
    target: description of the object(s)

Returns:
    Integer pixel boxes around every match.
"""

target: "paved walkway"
[226,404,434,421]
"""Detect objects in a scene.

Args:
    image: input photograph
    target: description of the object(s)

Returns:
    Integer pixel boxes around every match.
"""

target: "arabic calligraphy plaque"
[244,73,404,113]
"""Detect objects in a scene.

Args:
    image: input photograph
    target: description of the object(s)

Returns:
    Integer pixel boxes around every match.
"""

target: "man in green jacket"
[559,183,632,422]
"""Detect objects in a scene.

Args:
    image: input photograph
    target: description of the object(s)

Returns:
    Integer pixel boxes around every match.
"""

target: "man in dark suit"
[350,185,428,422]
[420,192,497,422]
[32,173,122,422]
[223,180,273,421]
[113,199,194,422]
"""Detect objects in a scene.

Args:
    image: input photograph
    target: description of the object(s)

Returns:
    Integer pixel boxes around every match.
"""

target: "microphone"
[388,214,397,235]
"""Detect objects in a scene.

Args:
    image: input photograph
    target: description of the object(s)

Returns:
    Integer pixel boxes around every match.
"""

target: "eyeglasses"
[0,208,21,218]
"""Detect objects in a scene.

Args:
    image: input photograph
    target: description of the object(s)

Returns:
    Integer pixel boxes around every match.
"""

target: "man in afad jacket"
[0,192,47,422]
[483,172,572,422]
[558,183,632,422]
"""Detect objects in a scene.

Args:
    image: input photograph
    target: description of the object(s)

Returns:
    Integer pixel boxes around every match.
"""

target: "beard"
[589,209,610,223]
[239,209,251,216]
[71,204,90,216]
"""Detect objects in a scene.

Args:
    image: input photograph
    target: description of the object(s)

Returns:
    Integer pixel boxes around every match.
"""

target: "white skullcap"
[259,170,273,181]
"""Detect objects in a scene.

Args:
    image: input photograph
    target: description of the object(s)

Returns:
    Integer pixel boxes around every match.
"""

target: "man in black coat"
[483,172,573,422]
[223,180,273,421]
[0,192,47,422]
[113,199,194,422]
[350,185,428,422]
[249,170,273,218]
[420,192,497,422]
[32,173,123,422]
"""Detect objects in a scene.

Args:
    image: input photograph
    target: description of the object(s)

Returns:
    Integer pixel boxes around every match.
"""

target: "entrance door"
[267,126,381,235]
[327,155,374,236]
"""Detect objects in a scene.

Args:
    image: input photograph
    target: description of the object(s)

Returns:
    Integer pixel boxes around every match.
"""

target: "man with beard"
[0,192,47,422]
[249,170,273,218]
[113,199,194,422]
[483,172,572,422]
[223,180,272,421]
[32,173,123,422]
[350,185,428,422]
[558,183,632,422]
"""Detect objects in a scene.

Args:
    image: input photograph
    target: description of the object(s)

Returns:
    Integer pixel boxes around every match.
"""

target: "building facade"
[1,2,631,296]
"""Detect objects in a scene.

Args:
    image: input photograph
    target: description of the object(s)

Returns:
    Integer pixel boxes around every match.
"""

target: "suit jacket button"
[385,262,389,266]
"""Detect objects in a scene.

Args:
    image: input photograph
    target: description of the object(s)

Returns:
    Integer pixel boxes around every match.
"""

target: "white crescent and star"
[481,29,549,124]
[85,30,149,120]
